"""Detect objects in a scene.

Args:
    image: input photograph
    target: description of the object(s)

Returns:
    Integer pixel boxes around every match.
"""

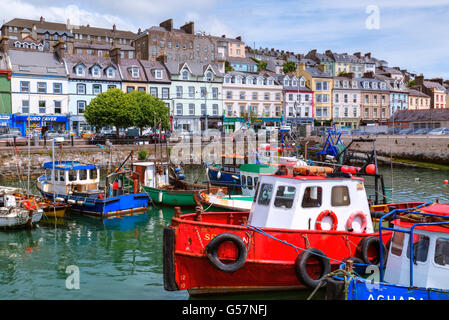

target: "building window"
[54,100,62,114]
[138,87,146,92]
[212,87,218,99]
[182,70,189,80]
[106,67,115,78]
[162,87,169,99]
[107,85,117,90]
[253,92,258,100]
[21,100,29,114]
[131,67,139,78]
[37,82,47,93]
[201,87,206,98]
[150,87,158,97]
[92,66,101,77]
[126,86,135,93]
[76,65,85,76]
[201,104,206,116]
[176,103,183,115]
[98,50,103,57]
[264,92,269,100]
[129,51,134,59]
[176,86,183,98]
[188,86,195,98]
[76,83,86,95]
[77,101,86,114]
[189,103,195,115]
[87,49,92,56]
[155,69,163,79]
[39,100,46,114]
[212,104,218,115]
[53,83,62,94]
[92,84,102,95]
[20,81,30,93]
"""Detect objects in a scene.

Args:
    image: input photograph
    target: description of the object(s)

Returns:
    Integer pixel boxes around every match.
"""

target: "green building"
[0,55,11,114]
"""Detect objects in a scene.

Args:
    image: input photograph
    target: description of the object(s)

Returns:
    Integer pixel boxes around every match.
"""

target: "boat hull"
[39,189,149,217]
[142,185,198,207]
[205,195,253,212]
[207,166,241,190]
[343,277,449,300]
[163,211,392,295]
[0,209,43,229]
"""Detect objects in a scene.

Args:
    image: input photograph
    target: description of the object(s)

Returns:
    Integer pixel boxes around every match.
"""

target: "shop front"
[13,115,69,136]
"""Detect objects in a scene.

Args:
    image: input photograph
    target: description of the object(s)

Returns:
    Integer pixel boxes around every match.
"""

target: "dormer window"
[236,76,242,85]
[257,77,263,86]
[363,81,369,89]
[106,67,115,78]
[131,67,139,78]
[292,80,297,87]
[155,69,163,79]
[268,78,274,85]
[205,71,213,82]
[334,81,339,88]
[182,70,189,80]
[352,81,357,89]
[372,82,378,89]
[283,79,289,86]
[76,65,85,76]
[92,66,101,78]
[300,79,305,87]
[224,76,231,84]
[246,77,253,85]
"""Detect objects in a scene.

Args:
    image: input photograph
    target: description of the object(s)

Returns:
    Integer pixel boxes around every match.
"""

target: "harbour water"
[0,165,448,300]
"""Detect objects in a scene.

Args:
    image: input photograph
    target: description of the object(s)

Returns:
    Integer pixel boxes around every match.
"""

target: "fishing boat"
[131,161,225,207]
[0,186,43,229]
[326,203,449,300]
[36,161,150,217]
[163,167,393,296]
[13,193,70,218]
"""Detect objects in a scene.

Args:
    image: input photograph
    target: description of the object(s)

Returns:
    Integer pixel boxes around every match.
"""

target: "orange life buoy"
[315,210,338,231]
[22,200,37,211]
[346,211,368,232]
[200,192,209,202]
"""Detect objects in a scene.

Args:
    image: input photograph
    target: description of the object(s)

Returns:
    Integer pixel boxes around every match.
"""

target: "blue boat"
[206,164,241,189]
[326,202,449,300]
[36,161,150,217]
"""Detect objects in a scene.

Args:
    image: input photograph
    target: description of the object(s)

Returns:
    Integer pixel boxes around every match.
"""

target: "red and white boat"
[163,168,398,296]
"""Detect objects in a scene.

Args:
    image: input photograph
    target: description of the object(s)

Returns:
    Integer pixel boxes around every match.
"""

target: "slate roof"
[164,61,222,77]
[64,54,121,81]
[139,60,171,83]
[423,80,446,91]
[305,66,332,78]
[73,42,134,51]
[274,74,311,91]
[355,77,389,91]
[118,59,147,82]
[408,88,430,98]
[8,49,66,76]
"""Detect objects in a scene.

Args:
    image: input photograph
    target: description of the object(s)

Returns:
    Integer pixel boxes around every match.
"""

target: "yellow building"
[296,63,333,124]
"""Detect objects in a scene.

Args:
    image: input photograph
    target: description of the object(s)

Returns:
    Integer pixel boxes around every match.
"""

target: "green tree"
[84,88,139,137]
[128,90,170,134]
[407,79,416,88]
[283,61,296,74]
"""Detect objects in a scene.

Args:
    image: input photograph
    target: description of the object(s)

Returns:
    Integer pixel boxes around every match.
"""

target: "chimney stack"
[317,64,326,73]
[138,28,142,34]
[180,21,194,34]
[110,46,121,65]
[353,52,361,59]
[53,40,65,62]
[236,36,241,41]
[112,24,116,32]
[0,36,10,54]
[364,52,371,59]
[156,54,168,63]
[363,71,374,78]
[429,78,443,85]
[160,19,173,32]
[40,16,45,23]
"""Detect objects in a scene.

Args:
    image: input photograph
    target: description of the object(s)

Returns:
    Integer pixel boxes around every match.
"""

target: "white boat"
[0,186,43,229]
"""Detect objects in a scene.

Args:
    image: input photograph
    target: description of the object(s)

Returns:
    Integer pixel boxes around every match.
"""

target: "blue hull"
[346,277,449,300]
[40,190,150,217]
[207,166,241,189]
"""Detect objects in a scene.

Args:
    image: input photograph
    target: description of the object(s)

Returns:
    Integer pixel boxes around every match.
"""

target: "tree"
[283,61,296,74]
[84,88,139,137]
[128,90,169,134]
[407,79,416,88]
[251,57,267,71]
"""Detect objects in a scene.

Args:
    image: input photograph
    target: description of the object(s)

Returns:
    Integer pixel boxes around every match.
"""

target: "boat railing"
[378,202,449,286]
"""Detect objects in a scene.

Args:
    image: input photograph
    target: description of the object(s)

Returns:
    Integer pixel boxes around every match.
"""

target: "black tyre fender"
[205,233,247,273]
[295,248,331,289]
[356,236,387,267]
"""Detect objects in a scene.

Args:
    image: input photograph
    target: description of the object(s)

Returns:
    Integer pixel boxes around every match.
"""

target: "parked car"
[0,134,28,146]
[387,127,401,135]
[9,128,22,136]
[414,128,431,135]
[81,130,94,139]
[125,128,140,137]
[397,128,414,135]
[428,127,449,135]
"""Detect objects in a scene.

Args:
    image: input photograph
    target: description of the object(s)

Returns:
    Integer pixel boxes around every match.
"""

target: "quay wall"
[0,144,169,182]
[327,135,449,165]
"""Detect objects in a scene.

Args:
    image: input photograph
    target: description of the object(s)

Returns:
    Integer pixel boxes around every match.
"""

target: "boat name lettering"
[367,294,423,300]
[204,233,248,244]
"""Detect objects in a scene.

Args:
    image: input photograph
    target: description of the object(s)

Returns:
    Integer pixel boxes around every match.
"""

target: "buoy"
[348,166,357,174]
[415,178,420,182]
[445,180,448,185]
[341,166,349,173]
[366,164,377,175]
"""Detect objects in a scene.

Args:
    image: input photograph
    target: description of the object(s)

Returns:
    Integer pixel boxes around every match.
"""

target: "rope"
[306,268,357,300]
[243,224,345,264]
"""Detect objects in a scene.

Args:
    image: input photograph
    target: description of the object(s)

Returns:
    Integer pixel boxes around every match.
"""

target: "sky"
[1,0,449,79]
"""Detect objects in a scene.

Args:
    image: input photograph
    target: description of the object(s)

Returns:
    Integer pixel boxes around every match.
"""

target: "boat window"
[68,170,77,181]
[241,175,246,187]
[247,176,253,190]
[257,183,273,206]
[54,171,59,181]
[331,186,350,206]
[301,186,322,208]
[59,170,65,182]
[274,185,296,209]
[434,238,449,266]
[90,168,97,180]
[254,177,258,188]
[79,169,87,180]
[45,169,50,178]
[253,182,260,202]
[391,231,405,256]
[406,234,430,263]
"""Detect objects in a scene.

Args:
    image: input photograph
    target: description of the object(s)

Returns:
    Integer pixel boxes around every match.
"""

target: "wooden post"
[174,206,181,218]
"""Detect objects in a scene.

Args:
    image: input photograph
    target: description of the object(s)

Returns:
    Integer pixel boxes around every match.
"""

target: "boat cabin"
[239,164,277,196]
[133,162,169,189]
[40,161,100,195]
[0,187,20,208]
[383,204,449,290]
[248,173,374,233]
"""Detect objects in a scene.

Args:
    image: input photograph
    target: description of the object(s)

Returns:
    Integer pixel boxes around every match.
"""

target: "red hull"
[163,211,393,295]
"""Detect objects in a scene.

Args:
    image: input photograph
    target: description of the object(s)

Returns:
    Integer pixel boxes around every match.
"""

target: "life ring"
[22,200,37,211]
[294,248,331,288]
[200,192,209,202]
[346,211,368,232]
[315,210,338,231]
[205,233,247,273]
[356,236,387,267]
